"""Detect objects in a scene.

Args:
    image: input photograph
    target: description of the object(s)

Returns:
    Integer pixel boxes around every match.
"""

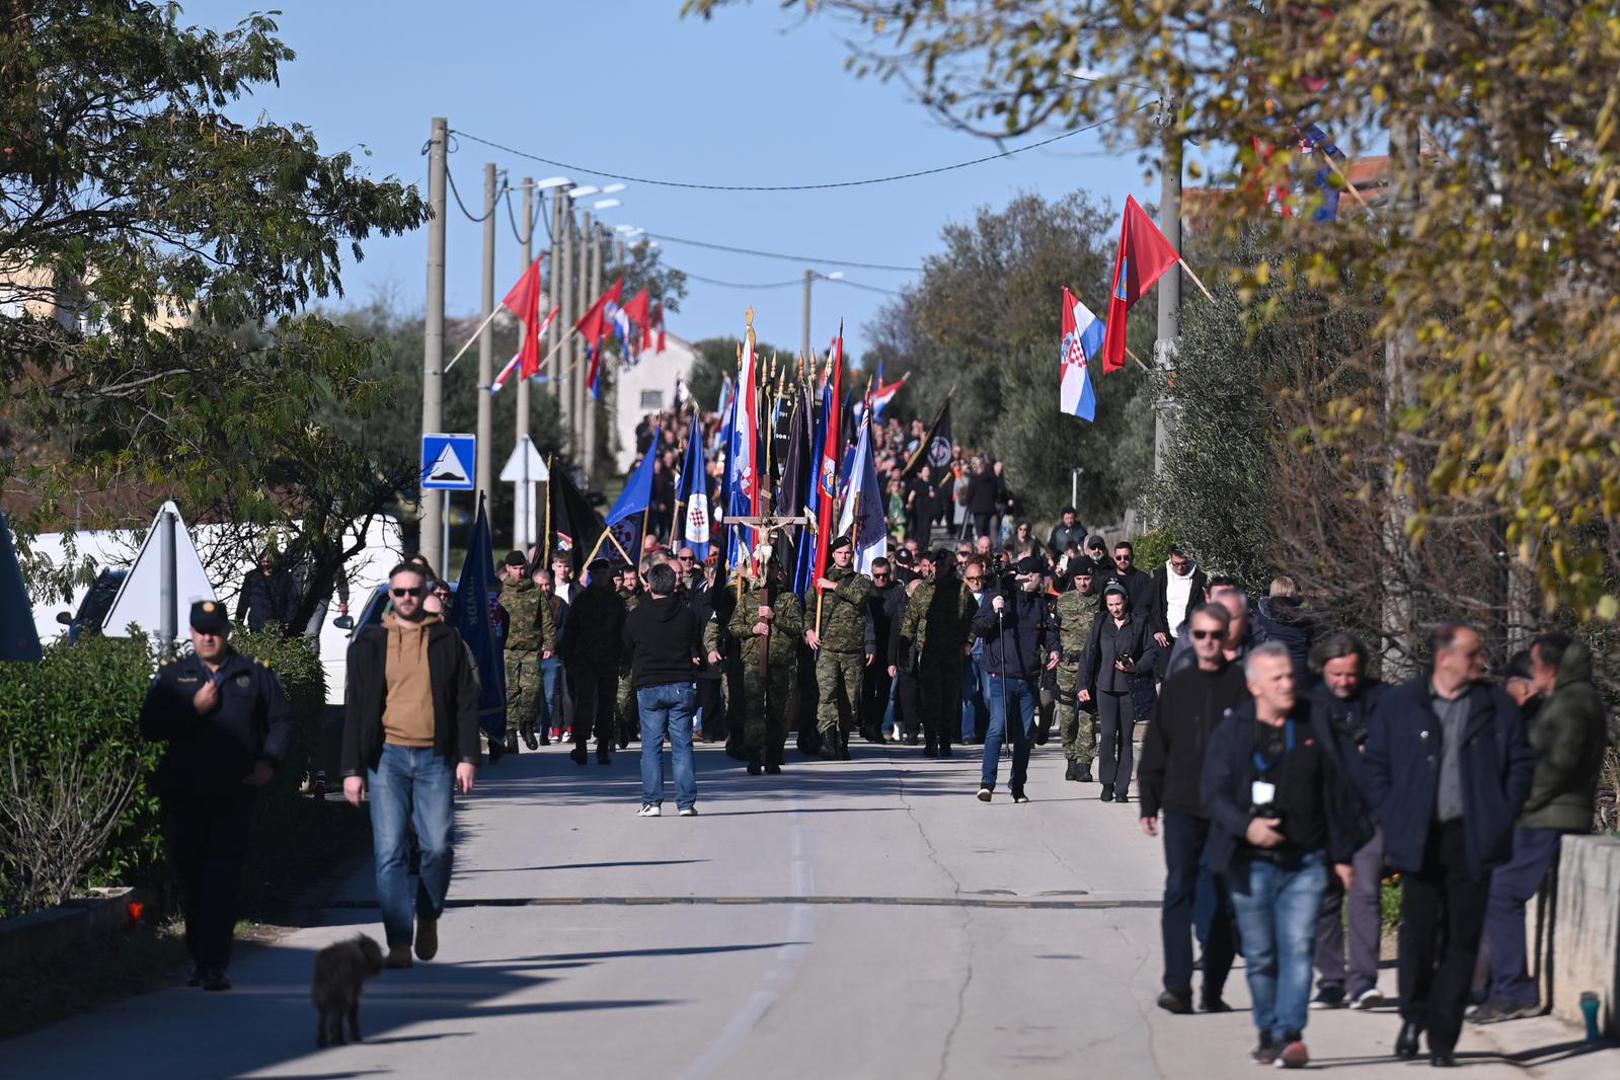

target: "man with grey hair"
[1201,641,1368,1068]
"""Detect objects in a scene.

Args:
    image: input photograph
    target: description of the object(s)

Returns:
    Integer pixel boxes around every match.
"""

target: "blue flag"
[793,381,833,597]
[607,430,661,560]
[836,412,887,574]
[453,495,505,744]
[1,507,41,661]
[675,427,712,562]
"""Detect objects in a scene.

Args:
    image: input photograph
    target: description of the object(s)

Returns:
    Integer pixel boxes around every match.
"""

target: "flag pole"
[445,306,504,372]
[1176,258,1216,303]
[542,454,553,568]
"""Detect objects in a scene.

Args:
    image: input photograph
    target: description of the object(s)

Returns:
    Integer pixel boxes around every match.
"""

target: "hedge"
[0,627,361,920]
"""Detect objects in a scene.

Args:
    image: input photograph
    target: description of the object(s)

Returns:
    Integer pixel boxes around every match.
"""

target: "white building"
[611,332,697,471]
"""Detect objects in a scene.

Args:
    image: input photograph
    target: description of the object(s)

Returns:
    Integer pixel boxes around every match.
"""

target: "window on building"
[640,390,664,410]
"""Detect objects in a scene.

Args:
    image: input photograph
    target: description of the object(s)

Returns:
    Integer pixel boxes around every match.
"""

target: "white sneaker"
[678,807,698,817]
[1351,987,1384,1010]
[638,804,661,817]
[976,788,992,802]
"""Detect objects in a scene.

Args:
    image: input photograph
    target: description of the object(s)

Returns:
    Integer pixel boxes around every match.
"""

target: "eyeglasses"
[391,586,425,598]
[1189,628,1221,640]
[678,555,695,562]
[964,575,984,583]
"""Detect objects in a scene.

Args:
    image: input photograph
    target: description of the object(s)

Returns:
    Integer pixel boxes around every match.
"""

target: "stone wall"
[1552,834,1620,1039]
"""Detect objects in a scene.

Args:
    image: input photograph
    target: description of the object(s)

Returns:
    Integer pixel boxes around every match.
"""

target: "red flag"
[1102,195,1181,373]
[501,255,545,378]
[621,287,651,356]
[653,303,667,352]
[814,332,844,593]
[577,277,624,396]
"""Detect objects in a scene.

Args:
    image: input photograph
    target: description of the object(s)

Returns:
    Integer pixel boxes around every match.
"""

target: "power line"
[646,232,920,272]
[676,270,902,297]
[449,112,1134,193]
[444,162,495,223]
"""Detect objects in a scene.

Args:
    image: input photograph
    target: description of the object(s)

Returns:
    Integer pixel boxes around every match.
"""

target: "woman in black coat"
[1082,583,1154,803]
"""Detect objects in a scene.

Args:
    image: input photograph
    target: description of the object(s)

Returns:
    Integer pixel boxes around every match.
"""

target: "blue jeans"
[537,656,564,730]
[368,745,455,947]
[882,675,899,738]
[637,682,697,810]
[1229,851,1329,1043]
[961,654,988,741]
[980,675,1037,792]
[1485,826,1562,1007]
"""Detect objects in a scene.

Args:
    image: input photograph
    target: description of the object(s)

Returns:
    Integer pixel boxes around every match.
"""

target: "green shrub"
[1131,530,1176,574]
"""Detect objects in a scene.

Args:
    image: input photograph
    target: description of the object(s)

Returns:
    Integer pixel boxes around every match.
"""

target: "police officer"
[899,548,978,757]
[707,547,802,775]
[139,600,294,991]
[807,536,874,760]
[500,551,554,755]
[1054,557,1102,782]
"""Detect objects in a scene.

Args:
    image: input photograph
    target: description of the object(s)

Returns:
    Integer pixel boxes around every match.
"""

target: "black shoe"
[1395,1020,1423,1060]
[597,749,612,765]
[1310,986,1346,1010]
[764,763,782,775]
[618,737,629,751]
[938,745,953,758]
[1156,989,1193,1015]
[186,966,205,987]
[747,761,764,776]
[725,740,749,761]
[1078,764,1093,783]
[1430,1051,1457,1068]
[1199,995,1233,1013]
[202,968,231,992]
[570,746,588,766]
[1011,788,1030,804]
[1064,761,1078,781]
[818,739,839,760]
[924,744,939,758]
[904,733,919,746]
[487,738,506,763]
[1100,789,1114,803]
[520,721,539,751]
[1114,791,1129,804]
[504,730,520,754]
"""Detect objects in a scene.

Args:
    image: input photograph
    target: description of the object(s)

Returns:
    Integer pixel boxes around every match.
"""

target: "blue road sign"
[421,433,477,492]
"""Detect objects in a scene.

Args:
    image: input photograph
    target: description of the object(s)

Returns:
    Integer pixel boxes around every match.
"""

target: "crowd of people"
[135,404,1614,1073]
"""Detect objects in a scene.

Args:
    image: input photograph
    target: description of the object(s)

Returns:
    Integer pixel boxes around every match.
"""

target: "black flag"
[547,464,607,573]
[773,386,812,576]
[902,398,953,479]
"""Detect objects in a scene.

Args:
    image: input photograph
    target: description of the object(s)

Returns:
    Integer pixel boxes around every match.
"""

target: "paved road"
[5,742,1612,1079]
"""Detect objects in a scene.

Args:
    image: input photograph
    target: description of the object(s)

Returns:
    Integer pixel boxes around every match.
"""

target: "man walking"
[806,536,873,761]
[342,563,480,969]
[1137,602,1246,1016]
[1472,632,1608,1023]
[533,569,569,744]
[562,558,627,765]
[1150,545,1207,654]
[960,558,991,745]
[1054,558,1101,783]
[499,551,554,755]
[710,549,802,775]
[1306,632,1388,1011]
[1201,642,1368,1069]
[622,562,704,816]
[973,555,1059,804]
[1362,623,1535,1066]
[140,601,294,991]
[899,548,978,757]
[235,548,299,632]
[860,556,899,744]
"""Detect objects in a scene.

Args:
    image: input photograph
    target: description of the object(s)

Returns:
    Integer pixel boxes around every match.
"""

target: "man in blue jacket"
[1361,622,1535,1067]
[973,554,1059,803]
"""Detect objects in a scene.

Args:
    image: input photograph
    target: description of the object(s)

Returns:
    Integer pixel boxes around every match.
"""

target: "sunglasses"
[678,555,695,561]
[1189,628,1221,640]
[391,586,425,598]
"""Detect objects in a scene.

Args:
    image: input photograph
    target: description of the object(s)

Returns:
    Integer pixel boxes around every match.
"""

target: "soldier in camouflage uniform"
[1054,557,1101,782]
[614,563,644,750]
[898,549,979,757]
[706,552,802,775]
[500,551,555,755]
[807,536,873,760]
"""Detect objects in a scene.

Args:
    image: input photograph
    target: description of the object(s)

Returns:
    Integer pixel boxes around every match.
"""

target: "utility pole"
[558,199,575,457]
[513,177,535,549]
[802,268,814,362]
[582,216,601,480]
[475,163,496,511]
[420,116,447,571]
[575,211,592,469]
[1153,109,1183,477]
[550,193,567,438]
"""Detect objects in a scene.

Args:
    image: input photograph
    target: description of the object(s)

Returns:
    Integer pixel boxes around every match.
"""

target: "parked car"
[54,569,127,642]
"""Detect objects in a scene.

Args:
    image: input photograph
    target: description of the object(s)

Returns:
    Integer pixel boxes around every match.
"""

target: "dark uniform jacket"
[561,583,627,672]
[716,578,803,668]
[1362,676,1534,877]
[140,649,295,794]
[817,565,873,654]
[341,621,480,775]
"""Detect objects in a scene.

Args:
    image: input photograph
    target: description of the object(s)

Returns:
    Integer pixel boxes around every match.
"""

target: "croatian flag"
[725,328,760,570]
[853,372,907,423]
[1060,287,1101,422]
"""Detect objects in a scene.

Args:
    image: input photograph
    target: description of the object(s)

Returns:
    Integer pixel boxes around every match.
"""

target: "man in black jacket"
[1306,632,1389,1011]
[1102,540,1154,617]
[622,563,704,816]
[341,563,479,969]
[1150,545,1208,652]
[972,555,1059,803]
[1201,642,1368,1069]
[235,548,300,632]
[860,557,900,743]
[1361,623,1534,1066]
[562,558,627,765]
[1138,602,1246,1016]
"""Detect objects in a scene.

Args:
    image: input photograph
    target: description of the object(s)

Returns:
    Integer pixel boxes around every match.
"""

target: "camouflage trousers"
[505,656,542,736]
[814,650,865,737]
[1055,662,1096,765]
[740,662,796,763]
[616,671,638,743]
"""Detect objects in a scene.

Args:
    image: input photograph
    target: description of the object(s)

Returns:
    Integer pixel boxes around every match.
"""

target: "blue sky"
[181,0,1155,357]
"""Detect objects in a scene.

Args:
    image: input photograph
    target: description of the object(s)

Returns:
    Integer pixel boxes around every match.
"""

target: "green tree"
[1,3,426,621]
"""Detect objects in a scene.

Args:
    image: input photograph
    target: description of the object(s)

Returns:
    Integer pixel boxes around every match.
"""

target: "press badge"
[1251,781,1277,806]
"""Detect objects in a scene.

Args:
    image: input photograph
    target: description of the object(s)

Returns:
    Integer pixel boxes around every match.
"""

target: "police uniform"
[812,540,873,759]
[138,601,294,989]
[709,570,801,773]
[1054,573,1102,780]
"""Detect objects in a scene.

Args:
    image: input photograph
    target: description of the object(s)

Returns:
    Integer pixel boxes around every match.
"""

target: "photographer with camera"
[1200,642,1369,1069]
[972,554,1060,803]
[1080,583,1153,803]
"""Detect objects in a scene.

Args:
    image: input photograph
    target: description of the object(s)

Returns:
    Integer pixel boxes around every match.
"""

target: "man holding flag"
[806,535,873,761]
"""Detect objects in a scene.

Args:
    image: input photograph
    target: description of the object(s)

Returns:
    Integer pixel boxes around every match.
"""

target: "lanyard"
[1252,719,1295,776]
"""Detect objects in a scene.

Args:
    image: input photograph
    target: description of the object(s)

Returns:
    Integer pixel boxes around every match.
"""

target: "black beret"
[1016,555,1048,575]
[828,536,852,553]
[190,599,230,634]
[587,557,611,572]
[503,550,528,567]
